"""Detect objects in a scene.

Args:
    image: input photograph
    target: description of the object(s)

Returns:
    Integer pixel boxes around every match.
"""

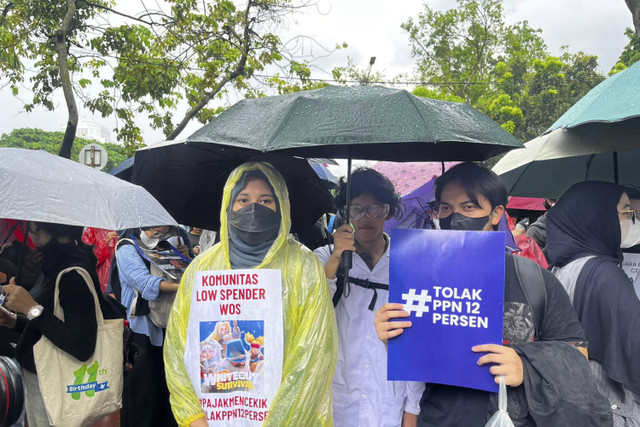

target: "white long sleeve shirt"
[314,244,425,427]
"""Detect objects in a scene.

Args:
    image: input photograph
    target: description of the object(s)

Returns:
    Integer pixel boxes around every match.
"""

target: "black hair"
[335,167,404,219]
[434,162,508,209]
[141,226,170,232]
[31,222,98,277]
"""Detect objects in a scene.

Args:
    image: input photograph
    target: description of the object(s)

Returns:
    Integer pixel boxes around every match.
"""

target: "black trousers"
[122,331,177,427]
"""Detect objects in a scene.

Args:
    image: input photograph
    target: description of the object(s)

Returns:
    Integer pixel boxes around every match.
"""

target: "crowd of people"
[0,159,639,426]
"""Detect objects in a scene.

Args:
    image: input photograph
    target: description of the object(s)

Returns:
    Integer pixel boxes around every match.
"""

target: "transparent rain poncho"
[164,162,337,426]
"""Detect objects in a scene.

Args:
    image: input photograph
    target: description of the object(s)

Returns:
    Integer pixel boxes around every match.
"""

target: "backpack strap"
[512,255,547,340]
[334,272,388,311]
[113,236,151,315]
[333,274,345,307]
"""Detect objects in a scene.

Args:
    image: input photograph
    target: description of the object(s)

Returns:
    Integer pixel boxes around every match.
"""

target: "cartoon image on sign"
[199,320,265,394]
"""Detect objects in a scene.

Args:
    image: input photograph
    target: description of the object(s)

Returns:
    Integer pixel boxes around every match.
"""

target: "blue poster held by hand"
[388,228,505,393]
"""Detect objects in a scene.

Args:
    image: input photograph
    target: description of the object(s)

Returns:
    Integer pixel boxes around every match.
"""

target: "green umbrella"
[547,60,640,132]
[493,117,640,198]
[184,85,522,161]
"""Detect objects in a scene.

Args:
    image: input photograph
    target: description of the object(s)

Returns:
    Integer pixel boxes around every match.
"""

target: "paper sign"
[622,252,640,299]
[184,270,283,426]
[388,228,505,392]
[622,252,640,281]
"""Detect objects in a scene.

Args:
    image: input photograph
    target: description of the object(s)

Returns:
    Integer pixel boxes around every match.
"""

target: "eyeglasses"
[618,209,636,224]
[348,204,390,220]
[148,230,170,239]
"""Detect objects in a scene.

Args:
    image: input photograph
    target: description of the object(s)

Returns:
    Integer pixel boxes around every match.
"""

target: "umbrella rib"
[402,90,437,142]
[266,96,304,150]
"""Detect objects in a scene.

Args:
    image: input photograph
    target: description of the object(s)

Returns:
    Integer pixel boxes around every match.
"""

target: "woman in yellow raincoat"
[164,162,337,426]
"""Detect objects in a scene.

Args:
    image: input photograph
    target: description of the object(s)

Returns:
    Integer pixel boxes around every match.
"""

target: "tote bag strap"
[52,267,104,325]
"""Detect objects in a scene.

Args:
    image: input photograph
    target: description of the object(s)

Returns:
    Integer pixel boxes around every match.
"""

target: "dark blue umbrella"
[309,161,338,189]
[109,156,134,181]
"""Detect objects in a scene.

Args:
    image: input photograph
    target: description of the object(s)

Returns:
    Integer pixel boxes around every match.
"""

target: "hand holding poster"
[388,228,505,392]
[184,270,283,426]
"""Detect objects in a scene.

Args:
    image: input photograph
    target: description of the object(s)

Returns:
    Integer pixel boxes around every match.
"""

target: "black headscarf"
[547,181,624,267]
[547,181,640,395]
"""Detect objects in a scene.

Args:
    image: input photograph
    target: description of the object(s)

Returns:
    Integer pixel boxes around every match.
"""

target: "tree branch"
[57,0,78,159]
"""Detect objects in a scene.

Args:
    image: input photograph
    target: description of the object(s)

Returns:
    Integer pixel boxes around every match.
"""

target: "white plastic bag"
[485,376,515,427]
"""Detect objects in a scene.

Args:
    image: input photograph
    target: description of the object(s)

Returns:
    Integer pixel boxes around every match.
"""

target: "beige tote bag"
[34,267,123,427]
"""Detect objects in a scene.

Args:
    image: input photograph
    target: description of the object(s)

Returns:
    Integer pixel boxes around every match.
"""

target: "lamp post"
[364,56,376,86]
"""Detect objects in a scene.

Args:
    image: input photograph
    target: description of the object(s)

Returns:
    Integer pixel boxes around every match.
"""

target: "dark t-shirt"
[418,254,586,427]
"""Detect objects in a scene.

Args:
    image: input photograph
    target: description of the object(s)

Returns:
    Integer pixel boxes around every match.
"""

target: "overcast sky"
[0,0,634,153]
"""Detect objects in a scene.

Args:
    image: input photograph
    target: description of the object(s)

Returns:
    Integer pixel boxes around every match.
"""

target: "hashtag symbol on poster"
[401,288,432,317]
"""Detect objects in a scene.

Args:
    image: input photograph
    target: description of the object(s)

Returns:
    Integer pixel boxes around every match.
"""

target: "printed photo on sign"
[199,320,265,394]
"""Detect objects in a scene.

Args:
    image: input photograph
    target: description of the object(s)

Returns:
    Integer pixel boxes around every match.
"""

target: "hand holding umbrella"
[323,224,356,284]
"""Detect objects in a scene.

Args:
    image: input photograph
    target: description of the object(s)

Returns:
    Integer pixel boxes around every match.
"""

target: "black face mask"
[439,213,491,231]
[228,203,280,245]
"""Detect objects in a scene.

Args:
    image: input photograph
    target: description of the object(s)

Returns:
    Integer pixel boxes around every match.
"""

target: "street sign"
[79,143,108,170]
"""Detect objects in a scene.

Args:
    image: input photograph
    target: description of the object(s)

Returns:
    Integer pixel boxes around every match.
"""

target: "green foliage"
[610,27,640,74]
[1,0,322,153]
[404,0,605,142]
[0,128,127,172]
[0,0,113,115]
[330,57,385,86]
[402,0,504,105]
[412,86,464,103]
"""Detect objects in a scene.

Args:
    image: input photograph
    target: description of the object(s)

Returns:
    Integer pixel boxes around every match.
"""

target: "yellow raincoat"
[164,162,337,426]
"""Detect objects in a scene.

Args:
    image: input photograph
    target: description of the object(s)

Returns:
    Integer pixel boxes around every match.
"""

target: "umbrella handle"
[341,250,352,269]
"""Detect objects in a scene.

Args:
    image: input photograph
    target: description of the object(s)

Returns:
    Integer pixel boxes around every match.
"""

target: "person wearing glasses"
[116,225,192,427]
[314,168,424,427]
[547,181,640,425]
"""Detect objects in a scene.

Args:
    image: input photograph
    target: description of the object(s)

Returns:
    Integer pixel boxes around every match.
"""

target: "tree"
[0,128,127,172]
[402,0,504,105]
[1,1,326,156]
[625,0,640,41]
[0,0,110,158]
[610,27,640,74]
[403,0,604,142]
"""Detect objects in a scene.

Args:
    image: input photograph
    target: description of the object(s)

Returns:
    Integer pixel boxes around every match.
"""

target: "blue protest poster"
[388,228,505,393]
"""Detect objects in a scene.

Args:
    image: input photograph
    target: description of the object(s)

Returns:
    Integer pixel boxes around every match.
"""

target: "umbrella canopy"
[132,145,334,232]
[373,161,460,195]
[547,61,640,131]
[109,156,134,181]
[183,85,523,161]
[493,117,640,198]
[506,197,546,211]
[310,161,338,189]
[0,148,177,230]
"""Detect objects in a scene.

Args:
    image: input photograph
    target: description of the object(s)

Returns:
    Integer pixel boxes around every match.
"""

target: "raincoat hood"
[220,162,291,269]
[547,181,625,267]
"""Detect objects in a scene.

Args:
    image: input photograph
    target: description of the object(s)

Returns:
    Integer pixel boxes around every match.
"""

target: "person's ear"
[490,205,505,226]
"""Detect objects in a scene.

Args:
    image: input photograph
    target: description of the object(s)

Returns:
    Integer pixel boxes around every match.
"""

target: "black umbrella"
[132,146,334,233]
